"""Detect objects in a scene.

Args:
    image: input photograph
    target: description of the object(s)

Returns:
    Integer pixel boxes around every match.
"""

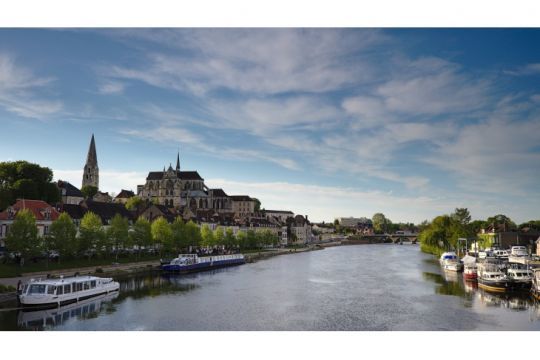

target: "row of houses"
[0,198,314,249]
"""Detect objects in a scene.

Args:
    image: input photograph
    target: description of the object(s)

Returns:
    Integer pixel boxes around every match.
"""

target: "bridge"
[341,234,418,245]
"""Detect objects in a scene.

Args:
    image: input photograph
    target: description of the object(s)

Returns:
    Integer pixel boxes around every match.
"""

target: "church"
[137,153,233,215]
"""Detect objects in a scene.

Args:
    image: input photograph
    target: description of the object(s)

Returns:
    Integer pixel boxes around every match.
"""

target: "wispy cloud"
[504,63,540,76]
[0,53,63,118]
[98,81,125,95]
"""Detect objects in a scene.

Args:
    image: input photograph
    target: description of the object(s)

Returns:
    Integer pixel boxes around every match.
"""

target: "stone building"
[230,195,256,219]
[82,134,99,189]
[56,180,84,205]
[114,189,135,204]
[137,153,233,214]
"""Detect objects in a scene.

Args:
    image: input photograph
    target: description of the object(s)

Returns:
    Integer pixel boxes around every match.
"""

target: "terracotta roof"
[0,199,60,221]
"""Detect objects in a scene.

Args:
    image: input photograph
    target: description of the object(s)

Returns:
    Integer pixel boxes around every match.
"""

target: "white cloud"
[98,81,125,95]
[54,169,147,195]
[0,53,63,118]
[504,63,540,76]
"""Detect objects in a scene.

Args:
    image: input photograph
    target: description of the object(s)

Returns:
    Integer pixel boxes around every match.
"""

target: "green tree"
[372,213,390,234]
[452,208,471,226]
[253,198,261,212]
[170,217,187,252]
[5,209,39,262]
[48,212,77,260]
[125,196,144,211]
[236,231,247,250]
[485,214,517,231]
[107,214,129,260]
[224,227,237,249]
[246,230,258,249]
[79,211,104,259]
[81,185,98,199]
[130,217,152,259]
[0,160,60,210]
[214,226,225,246]
[184,220,202,248]
[419,214,462,255]
[151,217,172,257]
[201,224,215,248]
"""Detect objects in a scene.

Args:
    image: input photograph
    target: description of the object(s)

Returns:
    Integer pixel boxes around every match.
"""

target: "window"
[64,285,71,294]
[29,284,47,294]
[57,286,63,295]
[47,285,56,295]
[77,283,83,292]
[90,281,96,289]
[84,282,90,290]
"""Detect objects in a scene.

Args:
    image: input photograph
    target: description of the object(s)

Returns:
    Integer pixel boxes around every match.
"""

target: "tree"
[0,160,60,210]
[253,198,261,212]
[372,213,390,234]
[214,226,225,246]
[48,212,77,260]
[5,209,39,262]
[184,220,202,248]
[125,196,144,212]
[452,208,471,226]
[486,214,517,231]
[236,231,247,250]
[106,214,129,260]
[81,185,98,199]
[130,217,152,259]
[151,217,172,257]
[246,230,258,249]
[224,228,237,249]
[419,214,462,255]
[79,211,104,258]
[200,224,215,248]
[170,217,187,252]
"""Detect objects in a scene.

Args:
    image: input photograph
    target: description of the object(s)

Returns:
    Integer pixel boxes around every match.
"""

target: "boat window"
[77,283,83,292]
[57,286,63,295]
[47,285,56,295]
[23,284,28,294]
[64,285,71,294]
[90,281,96,288]
[28,284,47,294]
[84,282,90,290]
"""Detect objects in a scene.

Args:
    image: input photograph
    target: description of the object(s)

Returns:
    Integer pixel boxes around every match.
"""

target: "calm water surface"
[2,244,540,330]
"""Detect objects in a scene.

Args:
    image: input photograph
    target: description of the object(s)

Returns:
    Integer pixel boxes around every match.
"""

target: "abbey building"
[82,134,99,189]
[137,152,232,215]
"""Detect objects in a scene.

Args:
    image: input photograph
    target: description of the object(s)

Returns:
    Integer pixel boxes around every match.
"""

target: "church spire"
[176,150,180,172]
[82,134,99,189]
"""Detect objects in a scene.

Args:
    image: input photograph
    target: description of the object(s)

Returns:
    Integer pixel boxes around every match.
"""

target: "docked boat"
[439,252,458,263]
[531,269,540,300]
[477,262,512,293]
[506,265,533,290]
[161,253,245,273]
[493,249,510,261]
[510,246,528,257]
[442,259,463,272]
[18,275,119,308]
[462,255,477,280]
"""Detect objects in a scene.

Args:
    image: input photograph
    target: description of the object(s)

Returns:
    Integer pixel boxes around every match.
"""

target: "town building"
[230,195,256,219]
[56,180,84,205]
[265,210,294,222]
[93,191,112,203]
[289,215,312,245]
[0,199,60,247]
[338,217,372,228]
[59,200,135,228]
[82,134,99,189]
[114,189,135,204]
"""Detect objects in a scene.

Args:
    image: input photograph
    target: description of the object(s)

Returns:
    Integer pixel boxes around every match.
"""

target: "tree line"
[4,210,279,265]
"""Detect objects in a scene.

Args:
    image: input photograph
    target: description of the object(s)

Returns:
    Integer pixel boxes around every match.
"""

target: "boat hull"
[464,272,477,281]
[161,257,245,273]
[478,279,512,293]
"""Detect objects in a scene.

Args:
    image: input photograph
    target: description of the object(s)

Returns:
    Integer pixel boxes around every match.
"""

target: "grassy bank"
[0,255,162,278]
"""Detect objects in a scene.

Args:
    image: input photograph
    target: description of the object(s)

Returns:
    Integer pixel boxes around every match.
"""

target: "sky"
[0,28,539,224]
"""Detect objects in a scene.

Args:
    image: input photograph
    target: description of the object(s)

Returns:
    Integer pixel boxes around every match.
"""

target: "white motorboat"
[532,269,540,300]
[506,266,533,290]
[18,275,119,308]
[439,252,458,263]
[493,249,510,260]
[477,262,512,293]
[510,246,528,257]
[442,259,464,272]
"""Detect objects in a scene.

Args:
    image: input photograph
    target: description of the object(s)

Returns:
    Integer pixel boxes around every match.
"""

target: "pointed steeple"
[86,133,98,166]
[82,134,99,189]
[176,150,180,172]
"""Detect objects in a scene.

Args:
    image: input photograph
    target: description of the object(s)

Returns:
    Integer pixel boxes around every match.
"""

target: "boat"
[462,255,477,280]
[506,264,533,290]
[161,253,245,273]
[442,259,463,272]
[477,262,513,293]
[493,249,510,261]
[510,246,528,257]
[18,275,119,308]
[531,269,540,300]
[439,252,458,263]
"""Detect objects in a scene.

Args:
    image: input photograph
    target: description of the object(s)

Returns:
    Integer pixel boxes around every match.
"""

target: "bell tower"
[82,134,99,189]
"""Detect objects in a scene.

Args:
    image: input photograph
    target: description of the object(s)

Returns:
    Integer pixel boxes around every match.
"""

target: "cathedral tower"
[82,134,99,189]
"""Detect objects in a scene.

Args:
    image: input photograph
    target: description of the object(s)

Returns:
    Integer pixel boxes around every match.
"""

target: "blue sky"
[0,29,539,223]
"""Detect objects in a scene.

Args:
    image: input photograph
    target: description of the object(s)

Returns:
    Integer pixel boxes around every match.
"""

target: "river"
[1,244,540,330]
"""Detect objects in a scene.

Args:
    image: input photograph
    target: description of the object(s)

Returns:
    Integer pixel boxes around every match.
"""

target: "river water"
[1,244,540,331]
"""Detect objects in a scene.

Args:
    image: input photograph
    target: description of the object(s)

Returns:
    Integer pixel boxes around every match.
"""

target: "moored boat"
[442,259,463,272]
[477,262,512,293]
[531,269,540,300]
[161,253,245,273]
[506,265,533,290]
[18,275,119,308]
[463,264,478,280]
[439,252,458,263]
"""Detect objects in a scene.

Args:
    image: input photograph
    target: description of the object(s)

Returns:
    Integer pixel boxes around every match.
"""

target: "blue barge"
[161,254,245,273]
